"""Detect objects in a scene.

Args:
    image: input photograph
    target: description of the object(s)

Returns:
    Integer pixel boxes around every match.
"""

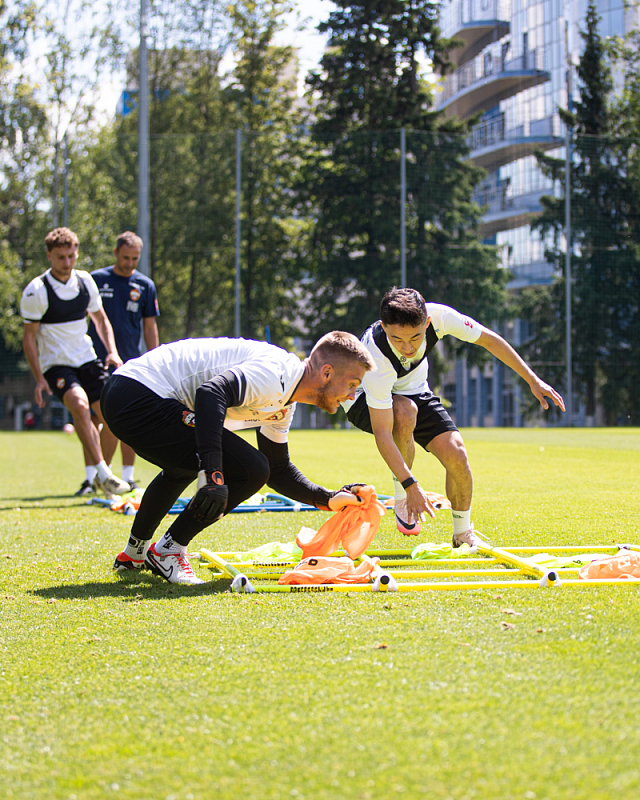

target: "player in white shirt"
[101,332,376,584]
[20,227,130,498]
[344,288,565,548]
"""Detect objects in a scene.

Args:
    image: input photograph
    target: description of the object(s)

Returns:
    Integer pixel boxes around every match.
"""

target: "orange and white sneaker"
[144,542,204,585]
[394,498,421,536]
[452,525,489,554]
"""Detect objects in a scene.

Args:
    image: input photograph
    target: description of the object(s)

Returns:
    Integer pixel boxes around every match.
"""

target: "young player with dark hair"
[344,288,565,548]
[20,228,130,498]
[102,332,376,584]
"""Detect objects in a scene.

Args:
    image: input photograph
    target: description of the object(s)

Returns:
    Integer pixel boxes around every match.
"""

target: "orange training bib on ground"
[579,550,640,580]
[278,555,379,585]
[296,485,387,559]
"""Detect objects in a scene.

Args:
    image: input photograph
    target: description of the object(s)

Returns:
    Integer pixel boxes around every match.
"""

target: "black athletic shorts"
[101,374,201,473]
[346,391,458,449]
[44,360,109,405]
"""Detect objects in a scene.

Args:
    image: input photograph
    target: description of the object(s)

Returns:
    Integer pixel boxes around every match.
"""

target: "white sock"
[452,509,471,536]
[124,535,150,561]
[85,466,98,484]
[95,461,112,482]
[121,465,135,484]
[392,475,406,502]
[155,531,185,555]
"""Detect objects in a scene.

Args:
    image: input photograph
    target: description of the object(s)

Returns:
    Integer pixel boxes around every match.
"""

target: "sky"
[96,0,335,118]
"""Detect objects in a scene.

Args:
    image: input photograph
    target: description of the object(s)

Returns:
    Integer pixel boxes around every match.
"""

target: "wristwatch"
[401,476,418,490]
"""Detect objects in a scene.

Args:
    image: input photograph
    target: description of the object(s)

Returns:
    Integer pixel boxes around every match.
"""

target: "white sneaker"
[144,542,204,585]
[452,525,489,553]
[394,498,421,536]
[95,474,131,498]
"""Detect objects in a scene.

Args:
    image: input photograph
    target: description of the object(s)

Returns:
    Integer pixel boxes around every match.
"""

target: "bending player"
[102,332,375,584]
[344,288,565,548]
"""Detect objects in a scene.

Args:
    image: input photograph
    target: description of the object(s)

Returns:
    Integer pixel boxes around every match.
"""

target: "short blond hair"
[115,231,143,251]
[45,227,79,252]
[309,331,375,373]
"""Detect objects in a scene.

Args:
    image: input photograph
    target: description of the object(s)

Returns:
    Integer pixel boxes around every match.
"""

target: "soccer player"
[82,231,160,494]
[102,332,375,584]
[20,227,131,497]
[344,287,565,548]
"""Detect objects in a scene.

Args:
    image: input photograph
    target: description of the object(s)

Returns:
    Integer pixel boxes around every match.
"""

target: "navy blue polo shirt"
[88,266,159,363]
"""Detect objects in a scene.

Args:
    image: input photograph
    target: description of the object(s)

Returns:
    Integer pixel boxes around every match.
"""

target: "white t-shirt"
[116,337,305,443]
[20,269,102,372]
[344,303,484,411]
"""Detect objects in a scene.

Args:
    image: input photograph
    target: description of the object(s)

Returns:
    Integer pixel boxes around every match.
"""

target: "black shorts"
[44,360,109,405]
[101,375,200,473]
[346,391,458,449]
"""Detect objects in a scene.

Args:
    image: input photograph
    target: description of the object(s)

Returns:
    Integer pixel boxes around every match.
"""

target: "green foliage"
[533,4,640,424]
[2,429,640,798]
[302,0,505,337]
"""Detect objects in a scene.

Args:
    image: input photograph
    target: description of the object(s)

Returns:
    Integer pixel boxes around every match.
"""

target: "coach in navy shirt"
[88,231,160,491]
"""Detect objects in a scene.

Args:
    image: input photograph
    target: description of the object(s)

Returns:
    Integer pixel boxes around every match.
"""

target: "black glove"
[336,483,367,497]
[188,470,229,524]
[328,483,366,505]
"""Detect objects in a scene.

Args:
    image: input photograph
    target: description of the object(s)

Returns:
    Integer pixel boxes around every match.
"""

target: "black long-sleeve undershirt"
[194,371,243,472]
[256,430,332,510]
[193,372,332,509]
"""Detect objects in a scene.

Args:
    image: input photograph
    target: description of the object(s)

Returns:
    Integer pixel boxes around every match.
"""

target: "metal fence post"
[400,127,407,288]
[137,0,150,276]
[564,21,573,425]
[235,129,241,338]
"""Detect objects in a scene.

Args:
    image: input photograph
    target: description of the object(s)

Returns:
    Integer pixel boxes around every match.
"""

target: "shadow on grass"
[0,494,87,506]
[29,575,232,600]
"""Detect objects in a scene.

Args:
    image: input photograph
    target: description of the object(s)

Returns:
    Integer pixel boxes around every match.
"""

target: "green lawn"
[1,428,639,799]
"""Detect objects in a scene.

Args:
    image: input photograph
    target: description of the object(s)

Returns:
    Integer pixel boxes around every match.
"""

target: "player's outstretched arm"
[22,323,52,408]
[89,307,122,369]
[369,407,435,523]
[476,329,565,411]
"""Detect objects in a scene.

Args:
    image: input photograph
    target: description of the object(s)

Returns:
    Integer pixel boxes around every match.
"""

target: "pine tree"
[302,0,506,337]
[531,3,640,423]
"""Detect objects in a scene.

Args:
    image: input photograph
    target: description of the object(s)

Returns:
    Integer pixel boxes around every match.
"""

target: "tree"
[225,0,308,342]
[0,0,48,353]
[301,0,506,338]
[532,3,640,423]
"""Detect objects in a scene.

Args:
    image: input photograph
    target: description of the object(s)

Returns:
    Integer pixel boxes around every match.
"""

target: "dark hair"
[380,288,427,327]
[115,231,143,251]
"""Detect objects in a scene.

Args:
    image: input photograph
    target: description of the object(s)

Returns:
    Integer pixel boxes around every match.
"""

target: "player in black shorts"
[20,227,131,498]
[343,288,565,548]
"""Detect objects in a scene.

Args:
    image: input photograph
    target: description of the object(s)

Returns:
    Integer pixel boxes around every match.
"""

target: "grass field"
[1,427,640,800]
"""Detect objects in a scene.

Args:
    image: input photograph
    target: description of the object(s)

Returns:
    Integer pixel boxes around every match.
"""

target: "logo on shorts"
[130,288,141,302]
[56,378,65,389]
[182,410,196,427]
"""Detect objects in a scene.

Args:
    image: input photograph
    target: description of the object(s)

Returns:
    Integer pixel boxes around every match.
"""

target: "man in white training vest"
[20,227,131,498]
[343,287,565,548]
[102,332,376,585]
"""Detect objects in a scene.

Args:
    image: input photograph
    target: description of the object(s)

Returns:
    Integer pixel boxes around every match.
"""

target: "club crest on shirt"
[265,408,289,422]
[129,288,141,302]
[182,410,196,427]
[56,378,65,389]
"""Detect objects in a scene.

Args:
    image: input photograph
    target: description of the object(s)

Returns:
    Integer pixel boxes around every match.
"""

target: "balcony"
[468,114,564,170]
[438,48,551,119]
[475,186,547,237]
[506,260,556,290]
[442,0,511,60]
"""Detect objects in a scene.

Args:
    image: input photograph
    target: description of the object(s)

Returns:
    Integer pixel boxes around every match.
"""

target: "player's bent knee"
[392,396,418,429]
[248,451,270,493]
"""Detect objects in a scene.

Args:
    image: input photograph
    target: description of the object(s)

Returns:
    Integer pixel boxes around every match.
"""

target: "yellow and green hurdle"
[198,542,640,593]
